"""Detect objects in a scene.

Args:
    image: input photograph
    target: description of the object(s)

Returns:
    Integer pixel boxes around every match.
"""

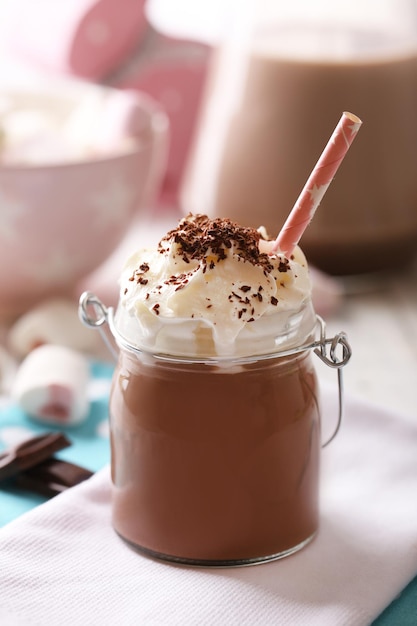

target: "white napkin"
[1,387,417,626]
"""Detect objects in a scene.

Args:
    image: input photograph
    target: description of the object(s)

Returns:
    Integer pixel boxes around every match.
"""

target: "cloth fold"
[1,388,417,625]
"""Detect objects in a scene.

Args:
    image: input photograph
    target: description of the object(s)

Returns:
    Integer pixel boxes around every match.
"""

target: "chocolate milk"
[110,349,320,564]
[181,27,417,274]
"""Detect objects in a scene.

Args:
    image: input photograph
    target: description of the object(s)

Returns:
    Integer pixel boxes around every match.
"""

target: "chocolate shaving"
[278,259,291,273]
[129,263,150,286]
[159,214,274,273]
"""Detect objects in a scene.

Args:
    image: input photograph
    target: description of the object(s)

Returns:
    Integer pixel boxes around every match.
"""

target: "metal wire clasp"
[78,292,118,361]
[313,315,351,447]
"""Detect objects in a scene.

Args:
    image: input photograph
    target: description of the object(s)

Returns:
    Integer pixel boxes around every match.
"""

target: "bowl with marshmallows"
[0,81,168,321]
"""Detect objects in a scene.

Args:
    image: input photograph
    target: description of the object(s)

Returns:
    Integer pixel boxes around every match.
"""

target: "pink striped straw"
[271,111,362,256]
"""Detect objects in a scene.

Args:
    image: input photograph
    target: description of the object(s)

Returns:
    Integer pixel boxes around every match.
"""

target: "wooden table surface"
[320,259,417,422]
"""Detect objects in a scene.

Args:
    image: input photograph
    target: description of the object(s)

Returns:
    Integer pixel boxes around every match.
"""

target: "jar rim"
[112,295,320,361]
[79,292,351,370]
[108,307,323,365]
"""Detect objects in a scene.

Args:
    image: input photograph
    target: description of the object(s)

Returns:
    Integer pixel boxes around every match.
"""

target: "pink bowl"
[0,85,168,320]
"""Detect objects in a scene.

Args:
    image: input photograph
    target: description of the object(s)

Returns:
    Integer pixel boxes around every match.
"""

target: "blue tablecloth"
[0,360,415,624]
[0,360,113,527]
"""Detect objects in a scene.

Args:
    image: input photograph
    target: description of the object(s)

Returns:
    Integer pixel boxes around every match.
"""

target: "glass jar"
[80,292,351,566]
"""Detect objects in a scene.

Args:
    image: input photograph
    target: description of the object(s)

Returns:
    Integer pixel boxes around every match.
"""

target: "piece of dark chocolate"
[0,433,71,481]
[14,458,94,498]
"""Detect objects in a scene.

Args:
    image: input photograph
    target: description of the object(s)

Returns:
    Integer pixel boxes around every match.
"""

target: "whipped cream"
[115,214,315,357]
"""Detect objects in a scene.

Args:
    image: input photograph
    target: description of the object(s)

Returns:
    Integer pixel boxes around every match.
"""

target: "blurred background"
[0,0,415,416]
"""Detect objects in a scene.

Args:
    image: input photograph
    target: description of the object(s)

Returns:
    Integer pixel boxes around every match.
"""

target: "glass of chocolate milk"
[80,214,351,566]
[181,0,417,275]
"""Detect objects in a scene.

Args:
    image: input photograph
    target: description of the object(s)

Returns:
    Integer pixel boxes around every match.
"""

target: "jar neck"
[119,343,314,376]
[111,299,319,365]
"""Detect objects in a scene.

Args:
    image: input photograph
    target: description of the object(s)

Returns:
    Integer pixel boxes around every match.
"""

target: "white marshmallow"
[12,345,90,426]
[8,298,106,360]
